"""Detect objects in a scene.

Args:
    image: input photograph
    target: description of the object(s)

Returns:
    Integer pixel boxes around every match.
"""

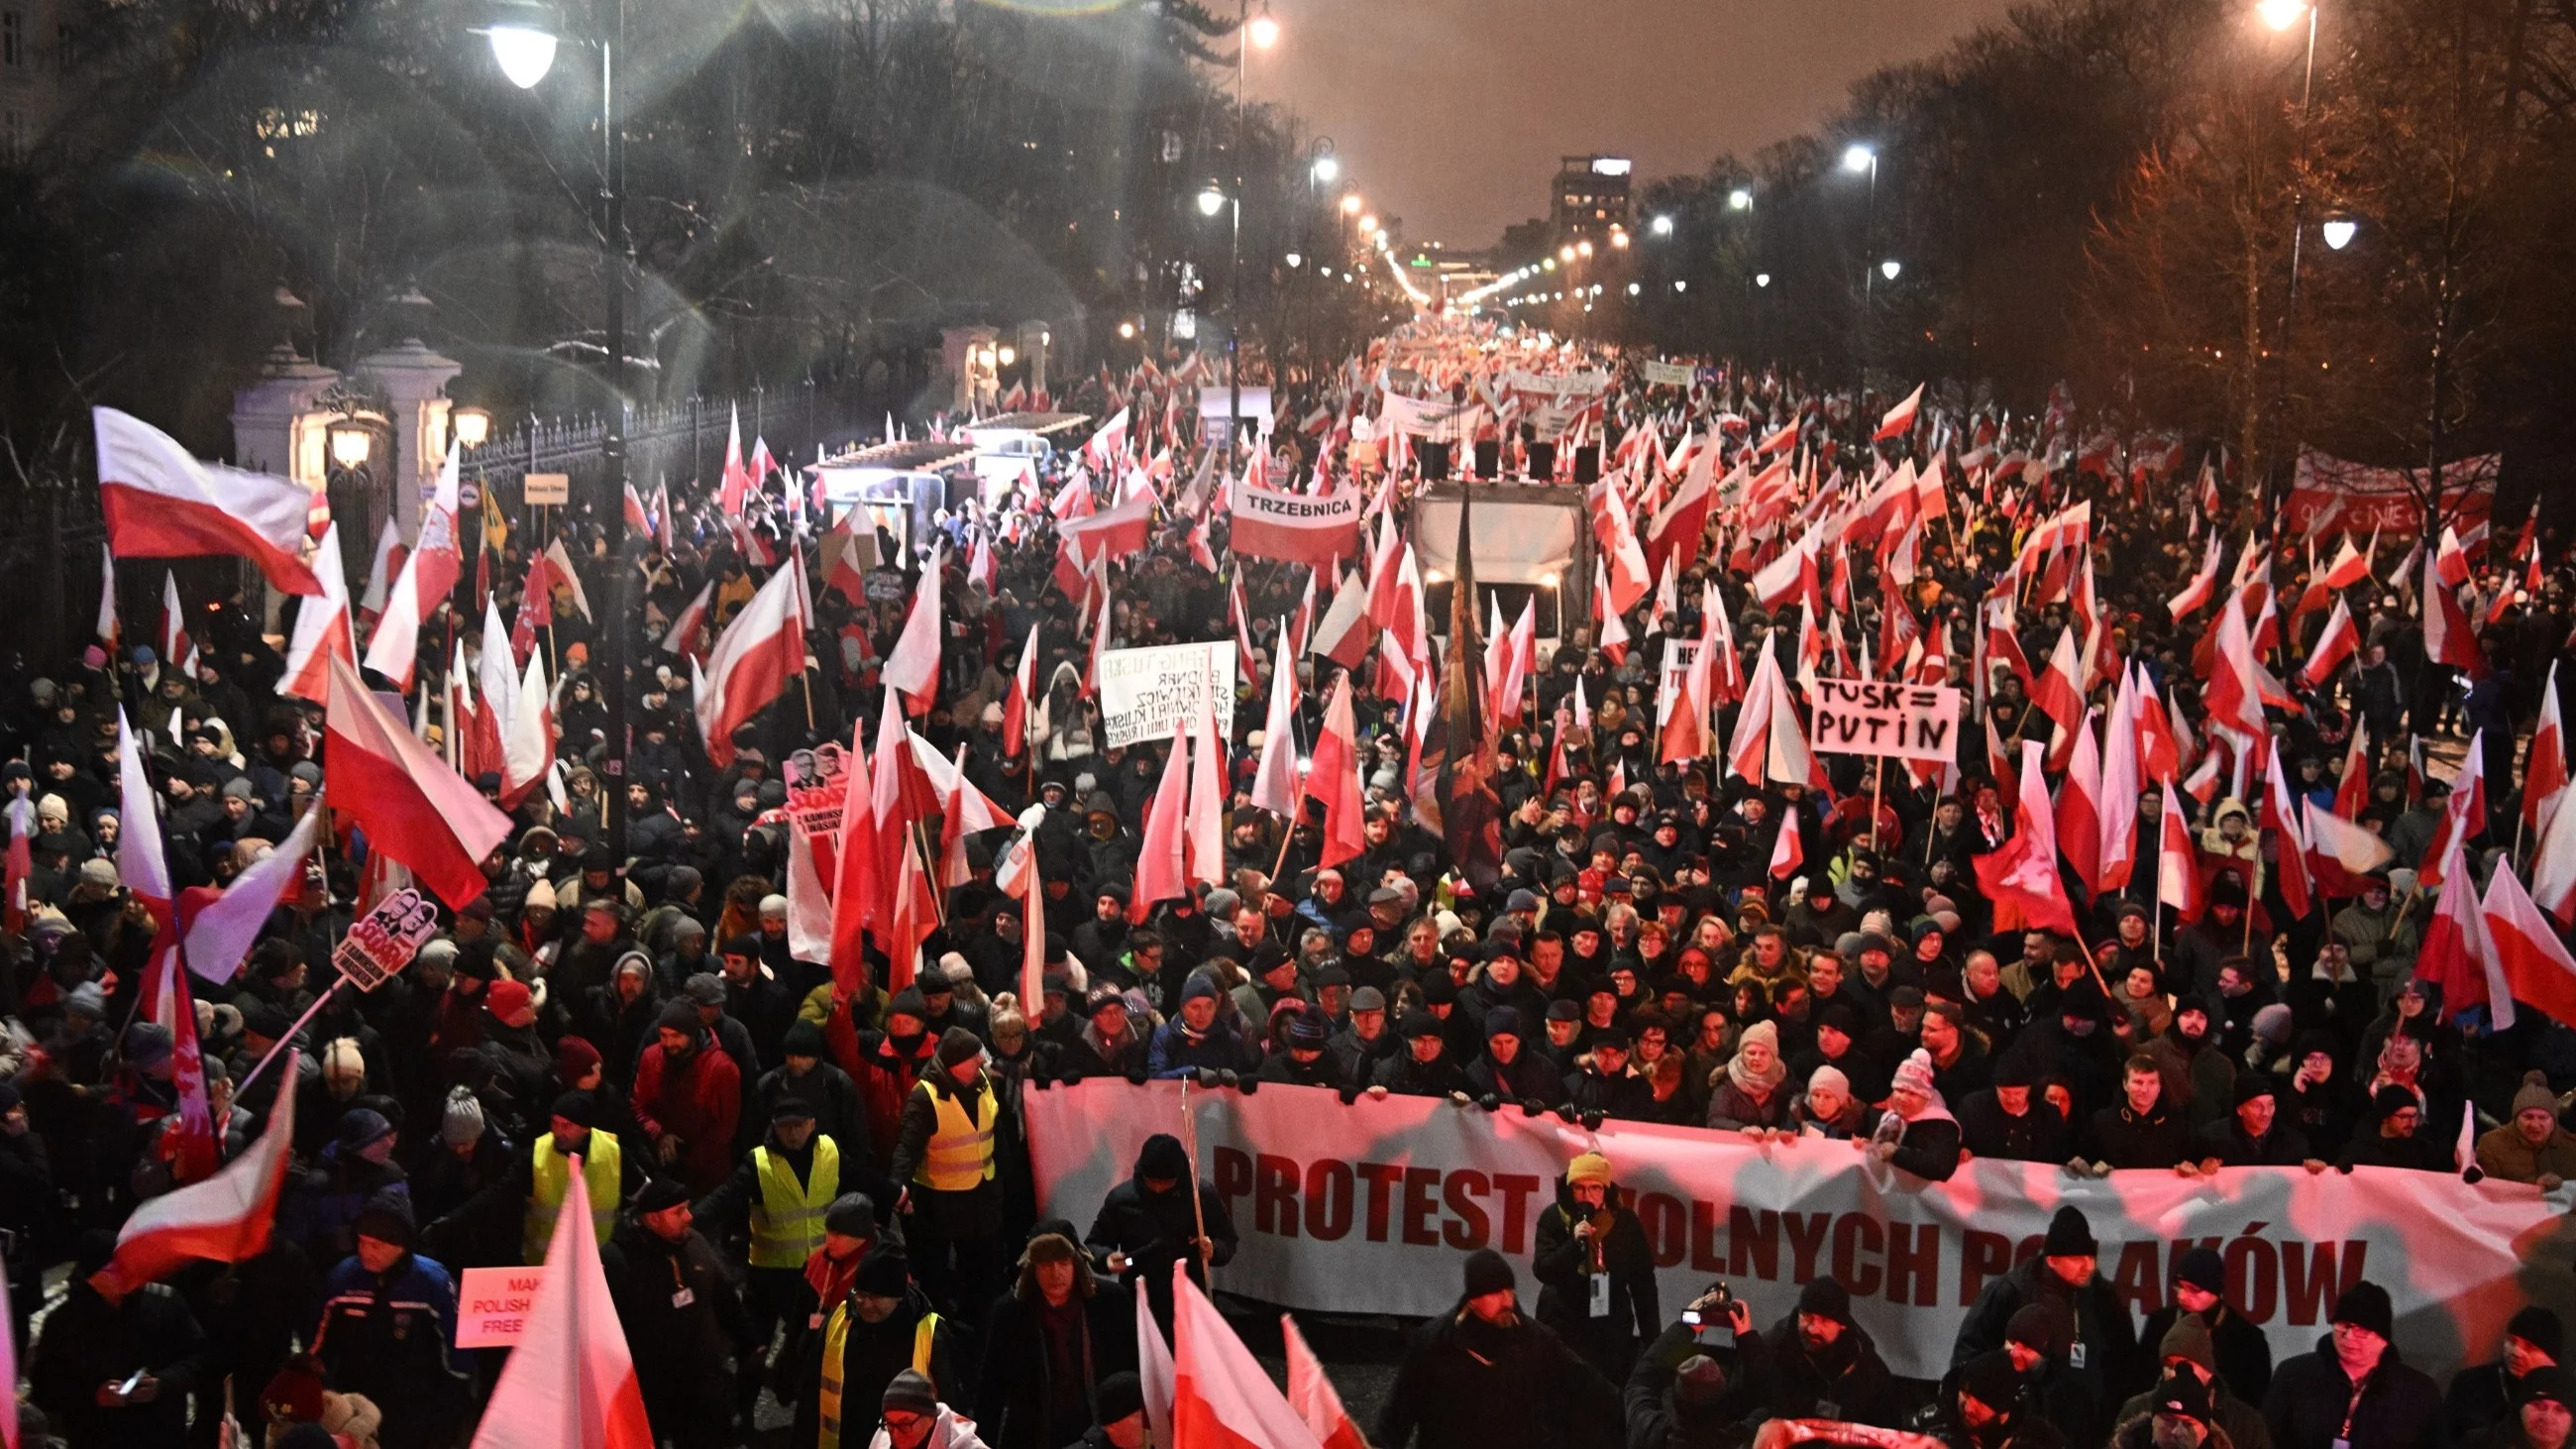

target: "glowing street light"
[2320,217,2357,250]
[1728,188,1753,211]
[1311,155,1339,184]
[486,21,559,88]
[451,406,491,451]
[1197,184,1227,217]
[1755,273,1771,287]
[1284,252,1303,268]
[1557,245,1575,263]
[2257,0,2308,30]
[1842,143,1877,174]
[1118,320,1137,340]
[1650,214,1673,237]
[1576,239,1594,259]
[1245,9,1280,49]
[1358,213,1379,234]
[1880,259,1902,280]
[1341,194,1363,216]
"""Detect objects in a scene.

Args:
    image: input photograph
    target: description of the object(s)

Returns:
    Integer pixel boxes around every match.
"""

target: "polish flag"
[4,796,33,935]
[1311,569,1373,669]
[2303,598,2359,688]
[357,517,402,628]
[1248,640,1303,821]
[1769,806,1804,879]
[1872,383,1924,443]
[2525,662,2568,837]
[499,651,556,811]
[2322,532,2370,590]
[324,653,512,909]
[1588,478,1652,614]
[114,713,170,915]
[994,831,1046,1010]
[2415,834,2500,1023]
[361,448,463,691]
[622,481,652,535]
[2488,862,2576,1029]
[2156,782,2202,923]
[1976,738,2081,936]
[1644,443,1719,581]
[160,572,192,673]
[94,407,322,596]
[2303,804,2396,898]
[2529,763,2576,927]
[1758,417,1800,455]
[181,804,323,982]
[1664,614,1720,766]
[2436,523,2471,588]
[276,522,357,706]
[469,1165,654,1449]
[1171,1265,1326,1449]
[1495,598,1537,725]
[2261,747,2315,922]
[883,544,946,715]
[2058,711,2102,900]
[694,558,807,769]
[2333,718,2372,821]
[1308,675,1367,869]
[2166,529,2222,621]
[1003,620,1041,756]
[2417,738,2488,890]
[1281,1314,1365,1449]
[97,1053,297,1293]
[542,539,592,622]
[2031,625,2085,732]
[1130,732,1191,922]
[1187,700,1227,889]
[661,580,714,661]
[826,723,877,994]
[719,403,752,515]
[2424,551,2479,668]
[2203,594,2267,742]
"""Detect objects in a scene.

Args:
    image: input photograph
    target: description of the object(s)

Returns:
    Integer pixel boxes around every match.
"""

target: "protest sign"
[1025,1080,2575,1382]
[1808,678,1964,762]
[1639,360,1695,389]
[457,1266,550,1348]
[2286,448,2499,536]
[1656,640,1700,724]
[1098,641,1237,748]
[1227,479,1362,568]
[331,888,440,991]
[784,742,853,839]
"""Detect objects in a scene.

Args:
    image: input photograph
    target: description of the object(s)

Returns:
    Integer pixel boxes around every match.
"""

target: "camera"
[1679,1281,1733,1326]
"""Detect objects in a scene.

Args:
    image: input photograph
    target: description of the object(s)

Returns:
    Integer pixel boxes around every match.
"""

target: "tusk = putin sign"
[1808,678,1964,762]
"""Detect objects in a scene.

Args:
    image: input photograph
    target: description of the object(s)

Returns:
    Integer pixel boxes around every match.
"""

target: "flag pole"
[236,978,345,1098]
[1178,1077,1211,1277]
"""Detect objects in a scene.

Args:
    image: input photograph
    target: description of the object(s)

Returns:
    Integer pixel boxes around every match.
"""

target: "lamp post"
[2261,0,2320,503]
[478,0,631,850]
[1844,142,1880,432]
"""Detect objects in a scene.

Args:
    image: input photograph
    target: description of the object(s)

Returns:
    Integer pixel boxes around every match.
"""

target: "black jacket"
[28,1281,205,1449]
[1531,1188,1660,1376]
[979,1273,1138,1449]
[1084,1175,1238,1331]
[2137,1302,2274,1408]
[1951,1257,2138,1408]
[1955,1091,2072,1163]
[1762,1308,1901,1426]
[1622,1321,1766,1449]
[2262,1337,2442,1449]
[1377,1299,1619,1449]
[2087,1099,2189,1169]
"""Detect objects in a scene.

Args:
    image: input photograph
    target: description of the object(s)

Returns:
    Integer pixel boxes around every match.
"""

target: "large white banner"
[1377,393,1481,442]
[1097,641,1237,748]
[1027,1080,2576,1381]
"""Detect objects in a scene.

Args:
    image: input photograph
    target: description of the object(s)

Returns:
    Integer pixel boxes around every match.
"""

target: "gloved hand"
[1556,1105,1579,1124]
[1126,1068,1150,1087]
[1478,1093,1502,1113]
[1218,1069,1241,1089]
[1235,1075,1259,1095]
[1030,1070,1054,1090]
[1196,1067,1222,1088]
[1337,1084,1362,1106]
[1522,1099,1547,1118]
[1580,1110,1605,1131]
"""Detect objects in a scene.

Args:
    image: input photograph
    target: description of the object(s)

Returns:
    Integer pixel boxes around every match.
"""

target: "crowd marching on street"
[13,312,2576,1449]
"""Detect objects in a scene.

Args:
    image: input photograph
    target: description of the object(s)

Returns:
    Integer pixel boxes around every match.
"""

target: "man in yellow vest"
[783,1244,960,1449]
[429,1091,647,1268]
[695,1097,900,1429]
[890,1028,1004,1330]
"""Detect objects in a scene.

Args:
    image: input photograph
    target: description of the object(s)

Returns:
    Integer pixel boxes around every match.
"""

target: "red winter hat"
[262,1355,328,1423]
[485,979,534,1026]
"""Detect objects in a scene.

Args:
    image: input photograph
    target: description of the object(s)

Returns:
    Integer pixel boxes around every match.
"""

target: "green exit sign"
[1409,256,1433,268]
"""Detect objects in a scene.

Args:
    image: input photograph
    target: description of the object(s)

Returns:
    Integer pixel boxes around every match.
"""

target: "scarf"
[1726,1049,1785,1096]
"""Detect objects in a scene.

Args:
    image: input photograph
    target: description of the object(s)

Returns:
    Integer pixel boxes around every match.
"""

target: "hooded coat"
[1375,1294,1618,1449]
[975,1239,1136,1449]
[1530,1171,1659,1379]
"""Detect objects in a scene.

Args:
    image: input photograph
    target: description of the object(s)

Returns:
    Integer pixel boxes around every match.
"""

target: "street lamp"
[1285,252,1303,269]
[1311,155,1339,184]
[329,424,374,470]
[1842,143,1877,174]
[1755,273,1771,287]
[1342,194,1363,216]
[1119,321,1138,340]
[1880,259,1902,280]
[472,0,633,846]
[1198,184,1227,218]
[2320,217,2357,250]
[1246,5,1279,49]
[2257,0,2308,28]
[1576,239,1594,259]
[1728,188,1753,211]
[451,405,491,451]
[1650,214,1673,236]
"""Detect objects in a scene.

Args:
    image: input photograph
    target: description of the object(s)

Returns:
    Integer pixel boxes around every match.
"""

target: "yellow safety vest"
[815,1305,940,1449]
[910,1077,997,1192]
[751,1137,842,1270]
[525,1131,622,1264]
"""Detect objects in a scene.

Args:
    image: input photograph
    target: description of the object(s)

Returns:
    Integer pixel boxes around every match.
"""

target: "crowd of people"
[0,317,2570,1449]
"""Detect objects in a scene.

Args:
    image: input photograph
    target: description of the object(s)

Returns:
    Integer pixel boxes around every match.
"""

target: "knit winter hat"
[439,1085,487,1148]
[1565,1152,1613,1187]
[856,1246,911,1297]
[1807,1063,1852,1098]
[935,1027,984,1069]
[2007,1302,2071,1360]
[1891,1048,1937,1098]
[2042,1205,2096,1257]
[2332,1282,2395,1340]
[2160,1315,2217,1374]
[2515,1070,2559,1118]
[2511,1306,2566,1360]
[881,1370,938,1416]
[1797,1276,1854,1325]
[1461,1248,1515,1298]
[825,1194,879,1239]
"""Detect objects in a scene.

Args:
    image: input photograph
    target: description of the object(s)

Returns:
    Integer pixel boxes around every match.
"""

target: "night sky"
[1245,0,2023,248]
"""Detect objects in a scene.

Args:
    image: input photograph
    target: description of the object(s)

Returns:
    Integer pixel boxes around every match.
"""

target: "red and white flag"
[2166,530,2222,621]
[2302,598,2358,688]
[1187,699,1227,889]
[2322,532,2370,590]
[2058,710,2102,900]
[1308,675,1367,869]
[1281,1313,1364,1449]
[2526,662,2568,838]
[2261,748,2315,922]
[719,403,752,515]
[98,1053,298,1293]
[2488,862,2576,1029]
[95,407,322,596]
[1228,477,1362,569]
[325,653,512,909]
[694,559,808,769]
[361,448,463,690]
[2415,834,2499,1023]
[1873,383,1923,443]
[661,580,714,662]
[2031,626,2085,732]
[1248,635,1302,821]
[2304,804,2396,898]
[2424,551,2479,668]
[1172,1265,1326,1449]
[2156,782,2202,923]
[1003,620,1041,755]
[469,1164,654,1449]
[1976,738,2081,935]
[276,521,357,706]
[181,804,323,982]
[882,544,946,715]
